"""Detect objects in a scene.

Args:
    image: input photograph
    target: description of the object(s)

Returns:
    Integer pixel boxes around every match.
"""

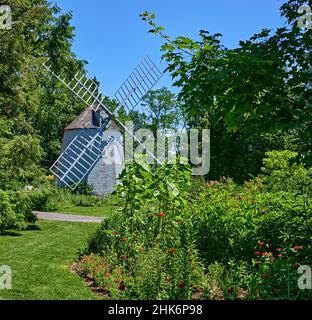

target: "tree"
[141,87,182,131]
[140,0,311,180]
[0,0,90,186]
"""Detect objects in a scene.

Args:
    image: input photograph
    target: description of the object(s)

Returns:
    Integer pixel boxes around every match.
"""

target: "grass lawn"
[0,221,98,300]
[51,194,120,217]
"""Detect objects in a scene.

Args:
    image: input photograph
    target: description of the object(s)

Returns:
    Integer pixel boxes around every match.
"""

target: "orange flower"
[178,282,185,289]
[118,283,126,291]
[259,242,265,247]
[276,247,283,252]
[158,212,166,217]
[277,254,283,258]
[122,237,127,241]
[115,278,123,283]
[293,246,302,251]
[227,287,234,294]
[293,263,301,270]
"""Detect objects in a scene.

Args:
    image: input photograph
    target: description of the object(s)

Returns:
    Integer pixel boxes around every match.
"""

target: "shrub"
[192,179,311,265]
[261,150,311,193]
[0,190,26,233]
[80,158,312,300]
[71,182,93,196]
[8,191,36,223]
[80,162,209,300]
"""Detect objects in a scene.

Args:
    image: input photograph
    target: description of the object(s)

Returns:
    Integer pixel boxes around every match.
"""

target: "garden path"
[32,211,103,223]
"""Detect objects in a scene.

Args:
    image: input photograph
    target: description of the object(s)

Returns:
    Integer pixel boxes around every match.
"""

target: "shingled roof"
[64,106,120,131]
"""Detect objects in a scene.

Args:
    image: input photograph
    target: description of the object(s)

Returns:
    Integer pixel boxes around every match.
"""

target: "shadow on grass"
[26,224,41,231]
[0,224,42,237]
[0,230,23,237]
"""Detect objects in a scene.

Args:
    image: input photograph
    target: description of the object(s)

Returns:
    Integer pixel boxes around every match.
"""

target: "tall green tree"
[0,0,89,186]
[140,0,311,181]
[141,87,182,131]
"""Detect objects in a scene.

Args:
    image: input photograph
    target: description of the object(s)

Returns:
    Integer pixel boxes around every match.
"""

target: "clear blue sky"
[54,0,286,98]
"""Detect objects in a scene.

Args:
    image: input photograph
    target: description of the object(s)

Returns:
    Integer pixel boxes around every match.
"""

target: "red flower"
[118,283,126,291]
[262,252,269,257]
[122,237,127,242]
[178,282,185,289]
[255,251,261,256]
[293,246,302,251]
[158,212,166,217]
[259,242,265,247]
[113,231,118,237]
[227,287,234,294]
[149,213,155,219]
[168,248,177,254]
[276,248,283,252]
[277,254,283,258]
[293,263,301,270]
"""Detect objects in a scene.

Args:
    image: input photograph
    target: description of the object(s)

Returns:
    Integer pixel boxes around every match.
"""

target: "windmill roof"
[64,106,120,131]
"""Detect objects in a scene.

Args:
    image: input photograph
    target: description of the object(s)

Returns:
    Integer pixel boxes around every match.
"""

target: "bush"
[192,179,311,265]
[0,190,26,233]
[261,150,311,193]
[71,182,93,196]
[8,191,36,223]
[80,162,209,300]
[80,157,312,300]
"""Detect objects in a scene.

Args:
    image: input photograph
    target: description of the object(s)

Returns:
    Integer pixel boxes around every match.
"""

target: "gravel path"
[33,211,103,223]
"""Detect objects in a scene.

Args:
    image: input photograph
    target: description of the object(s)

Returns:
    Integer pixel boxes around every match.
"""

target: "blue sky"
[54,0,287,98]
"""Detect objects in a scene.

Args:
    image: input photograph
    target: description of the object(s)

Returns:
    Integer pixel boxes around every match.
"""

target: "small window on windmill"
[92,109,101,127]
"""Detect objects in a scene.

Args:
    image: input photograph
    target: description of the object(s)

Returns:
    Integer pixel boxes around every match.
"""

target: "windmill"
[43,56,163,191]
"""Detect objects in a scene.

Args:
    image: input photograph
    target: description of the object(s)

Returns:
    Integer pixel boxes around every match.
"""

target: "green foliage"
[0,186,59,233]
[192,177,311,265]
[80,163,209,300]
[0,119,44,188]
[0,0,88,176]
[81,151,312,300]
[0,190,26,233]
[261,150,311,193]
[140,0,312,179]
[31,182,118,214]
[141,87,182,131]
[114,161,192,230]
[8,191,37,223]
[71,182,94,196]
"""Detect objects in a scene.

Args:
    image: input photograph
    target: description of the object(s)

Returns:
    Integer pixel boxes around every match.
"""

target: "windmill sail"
[51,124,114,190]
[114,56,163,113]
[44,56,164,190]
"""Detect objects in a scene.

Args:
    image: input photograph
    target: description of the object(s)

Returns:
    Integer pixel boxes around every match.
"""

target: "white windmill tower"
[43,56,163,195]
